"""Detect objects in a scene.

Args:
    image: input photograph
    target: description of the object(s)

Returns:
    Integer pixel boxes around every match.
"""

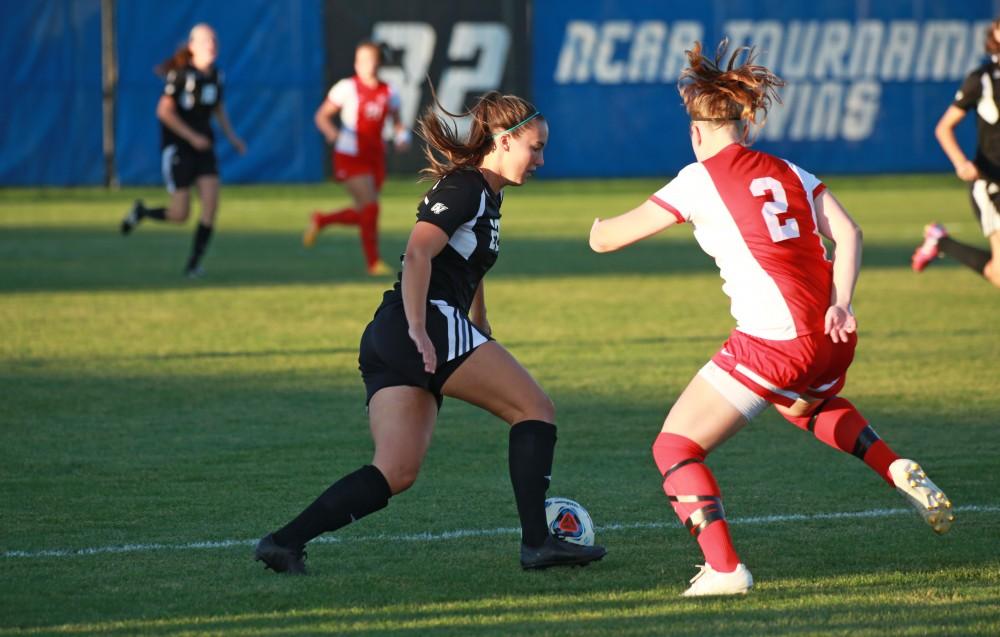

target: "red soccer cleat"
[911,223,948,272]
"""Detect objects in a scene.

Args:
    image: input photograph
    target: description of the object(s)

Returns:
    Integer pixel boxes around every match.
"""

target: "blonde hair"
[679,39,784,144]
[417,88,542,180]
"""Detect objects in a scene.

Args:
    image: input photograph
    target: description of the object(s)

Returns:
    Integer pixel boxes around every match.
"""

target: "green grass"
[1,175,998,636]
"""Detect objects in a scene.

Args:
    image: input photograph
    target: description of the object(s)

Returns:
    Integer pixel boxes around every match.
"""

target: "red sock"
[652,432,740,572]
[315,206,362,228]
[359,202,380,267]
[783,397,899,485]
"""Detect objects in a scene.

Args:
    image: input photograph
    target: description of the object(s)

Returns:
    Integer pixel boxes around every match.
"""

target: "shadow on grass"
[0,226,928,294]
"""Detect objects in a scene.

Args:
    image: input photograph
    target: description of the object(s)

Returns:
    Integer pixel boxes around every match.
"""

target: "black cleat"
[121,200,142,235]
[184,264,205,279]
[520,535,607,570]
[255,533,307,575]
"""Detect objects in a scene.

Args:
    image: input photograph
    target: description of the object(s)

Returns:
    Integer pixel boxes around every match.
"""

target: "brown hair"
[986,19,1000,55]
[417,87,542,180]
[155,43,193,76]
[678,39,784,144]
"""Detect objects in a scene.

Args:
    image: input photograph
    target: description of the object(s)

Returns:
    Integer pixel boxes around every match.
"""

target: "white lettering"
[594,21,632,84]
[628,21,666,82]
[555,21,597,83]
[847,21,883,79]
[842,81,880,141]
[781,21,819,81]
[813,21,851,79]
[663,22,703,81]
[881,21,919,81]
[915,21,969,80]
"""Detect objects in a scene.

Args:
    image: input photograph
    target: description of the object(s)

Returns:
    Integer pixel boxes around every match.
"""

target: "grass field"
[1,175,998,636]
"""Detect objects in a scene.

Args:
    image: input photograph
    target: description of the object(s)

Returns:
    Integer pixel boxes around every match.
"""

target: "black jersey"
[953,58,1000,181]
[390,169,502,314]
[161,64,223,150]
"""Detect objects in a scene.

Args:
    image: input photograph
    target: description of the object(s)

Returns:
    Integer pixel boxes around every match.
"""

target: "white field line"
[3,504,997,560]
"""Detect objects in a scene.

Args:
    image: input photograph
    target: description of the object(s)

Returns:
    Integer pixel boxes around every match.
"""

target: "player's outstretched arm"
[815,189,861,343]
[470,279,490,337]
[589,199,678,253]
[314,99,341,146]
[402,222,450,372]
[214,102,246,155]
[935,106,978,182]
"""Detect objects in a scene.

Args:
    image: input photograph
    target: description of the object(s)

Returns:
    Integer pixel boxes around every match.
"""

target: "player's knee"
[984,259,1000,287]
[381,465,421,495]
[507,391,555,425]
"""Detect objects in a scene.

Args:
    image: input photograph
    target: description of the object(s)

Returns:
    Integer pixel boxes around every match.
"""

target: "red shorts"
[710,329,857,407]
[333,151,385,191]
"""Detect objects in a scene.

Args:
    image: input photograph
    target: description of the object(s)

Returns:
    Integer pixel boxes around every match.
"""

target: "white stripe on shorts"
[162,145,178,194]
[698,361,769,420]
[972,179,1000,237]
[733,363,801,401]
[430,300,488,362]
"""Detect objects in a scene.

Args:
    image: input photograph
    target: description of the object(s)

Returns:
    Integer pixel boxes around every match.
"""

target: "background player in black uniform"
[254,90,606,574]
[912,18,1000,288]
[119,23,246,278]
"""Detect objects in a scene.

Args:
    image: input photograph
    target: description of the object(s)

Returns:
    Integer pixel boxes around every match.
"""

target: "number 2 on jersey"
[749,177,799,242]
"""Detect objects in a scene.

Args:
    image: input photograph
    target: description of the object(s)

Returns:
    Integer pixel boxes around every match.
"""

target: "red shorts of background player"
[709,329,858,408]
[333,151,386,191]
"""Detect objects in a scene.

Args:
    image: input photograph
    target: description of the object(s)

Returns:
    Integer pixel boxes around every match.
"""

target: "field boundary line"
[4,504,997,560]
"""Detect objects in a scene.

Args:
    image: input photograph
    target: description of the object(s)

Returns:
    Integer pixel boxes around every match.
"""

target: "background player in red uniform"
[304,41,410,276]
[912,18,1000,288]
[589,41,954,596]
[255,91,606,575]
[120,23,246,278]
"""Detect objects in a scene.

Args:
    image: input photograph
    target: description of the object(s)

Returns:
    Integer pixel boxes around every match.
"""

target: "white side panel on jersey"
[977,73,1000,125]
[161,145,177,194]
[448,191,487,259]
[330,79,360,156]
[782,159,829,259]
[430,299,488,362]
[684,164,799,340]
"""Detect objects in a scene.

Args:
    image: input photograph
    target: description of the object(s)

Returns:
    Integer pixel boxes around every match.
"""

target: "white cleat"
[682,563,753,597]
[889,459,954,535]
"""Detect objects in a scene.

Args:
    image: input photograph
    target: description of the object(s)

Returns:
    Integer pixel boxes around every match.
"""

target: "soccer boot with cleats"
[121,200,142,235]
[254,533,307,575]
[367,259,393,276]
[682,563,753,597]
[520,535,607,570]
[889,458,954,534]
[303,213,321,248]
[911,223,948,272]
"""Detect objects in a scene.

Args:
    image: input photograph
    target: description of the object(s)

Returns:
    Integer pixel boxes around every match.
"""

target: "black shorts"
[359,295,492,408]
[968,179,1000,237]
[161,144,218,193]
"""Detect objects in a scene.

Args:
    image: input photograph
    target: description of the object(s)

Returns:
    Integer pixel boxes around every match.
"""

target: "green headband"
[492,112,541,137]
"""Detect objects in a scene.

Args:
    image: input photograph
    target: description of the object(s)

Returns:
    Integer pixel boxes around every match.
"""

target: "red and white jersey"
[650,144,831,340]
[327,76,400,157]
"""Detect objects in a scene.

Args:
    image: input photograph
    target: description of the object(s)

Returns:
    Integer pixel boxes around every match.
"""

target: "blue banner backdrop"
[115,0,325,185]
[0,0,103,186]
[532,0,1000,178]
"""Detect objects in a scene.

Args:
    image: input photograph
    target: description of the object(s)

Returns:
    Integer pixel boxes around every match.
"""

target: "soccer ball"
[544,497,595,546]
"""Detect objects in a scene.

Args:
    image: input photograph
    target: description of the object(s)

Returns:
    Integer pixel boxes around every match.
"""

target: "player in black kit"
[912,18,1000,288]
[254,91,607,574]
[119,23,246,278]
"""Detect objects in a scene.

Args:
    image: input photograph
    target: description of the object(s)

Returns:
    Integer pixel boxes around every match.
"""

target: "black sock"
[272,464,391,548]
[508,420,557,547]
[939,236,991,275]
[139,205,166,221]
[186,222,213,271]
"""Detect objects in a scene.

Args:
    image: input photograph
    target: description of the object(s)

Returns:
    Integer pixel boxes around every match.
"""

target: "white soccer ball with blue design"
[544,497,595,546]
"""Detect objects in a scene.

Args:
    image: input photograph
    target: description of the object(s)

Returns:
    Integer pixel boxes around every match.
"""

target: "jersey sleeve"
[648,163,701,223]
[327,78,351,106]
[953,70,982,111]
[416,175,482,236]
[163,70,183,97]
[788,161,826,201]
